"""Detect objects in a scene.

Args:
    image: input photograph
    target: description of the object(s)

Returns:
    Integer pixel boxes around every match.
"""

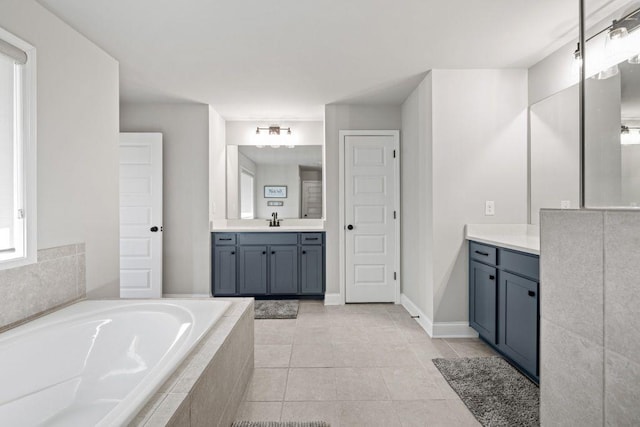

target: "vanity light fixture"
[255,125,292,136]
[254,125,293,148]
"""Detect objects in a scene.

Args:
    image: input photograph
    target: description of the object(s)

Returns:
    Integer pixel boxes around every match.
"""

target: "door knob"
[150,226,159,232]
[347,224,354,230]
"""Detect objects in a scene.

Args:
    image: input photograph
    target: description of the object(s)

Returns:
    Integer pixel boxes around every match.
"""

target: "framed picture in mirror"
[264,185,287,198]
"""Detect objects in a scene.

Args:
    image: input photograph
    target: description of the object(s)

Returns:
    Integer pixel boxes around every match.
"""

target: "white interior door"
[301,180,322,218]
[119,133,163,298]
[344,132,399,303]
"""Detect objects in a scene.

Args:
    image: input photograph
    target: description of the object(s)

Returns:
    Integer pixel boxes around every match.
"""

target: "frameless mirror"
[583,0,640,207]
[226,145,323,220]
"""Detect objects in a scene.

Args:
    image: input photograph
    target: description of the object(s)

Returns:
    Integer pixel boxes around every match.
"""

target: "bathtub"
[0,299,231,427]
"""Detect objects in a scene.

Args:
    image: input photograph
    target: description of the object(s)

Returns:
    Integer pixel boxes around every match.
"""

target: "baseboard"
[323,293,342,305]
[432,322,478,338]
[400,294,434,337]
[163,293,211,298]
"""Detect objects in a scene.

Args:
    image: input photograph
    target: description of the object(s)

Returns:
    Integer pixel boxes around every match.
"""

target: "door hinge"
[393,211,397,219]
[17,209,24,219]
[393,150,396,158]
[394,272,397,280]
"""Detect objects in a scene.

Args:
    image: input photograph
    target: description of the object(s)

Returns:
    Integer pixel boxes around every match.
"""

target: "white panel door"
[301,180,322,218]
[119,133,163,298]
[344,133,398,302]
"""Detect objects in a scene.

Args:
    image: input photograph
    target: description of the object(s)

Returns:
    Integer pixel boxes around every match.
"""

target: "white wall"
[255,164,300,219]
[529,38,580,106]
[120,103,211,296]
[530,84,580,224]
[401,75,433,319]
[431,70,528,323]
[622,145,640,206]
[0,0,120,298]
[209,107,226,222]
[324,104,402,296]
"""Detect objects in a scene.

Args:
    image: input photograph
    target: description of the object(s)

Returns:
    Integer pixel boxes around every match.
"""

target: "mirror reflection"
[584,2,640,207]
[226,145,323,220]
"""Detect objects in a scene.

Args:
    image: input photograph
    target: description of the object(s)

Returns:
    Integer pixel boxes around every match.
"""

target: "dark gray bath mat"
[254,300,299,319]
[232,422,329,427]
[433,357,539,426]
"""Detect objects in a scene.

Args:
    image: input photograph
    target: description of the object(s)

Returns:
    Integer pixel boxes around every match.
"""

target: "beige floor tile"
[393,400,480,427]
[338,401,401,426]
[361,326,409,345]
[235,401,282,422]
[430,339,459,358]
[335,368,390,401]
[329,326,369,344]
[285,368,337,401]
[255,320,296,345]
[281,401,340,426]
[255,345,292,368]
[381,367,446,400]
[409,340,447,368]
[244,368,288,402]
[296,313,330,328]
[333,343,378,367]
[444,338,496,358]
[298,301,326,314]
[294,326,332,344]
[290,344,335,367]
[375,344,422,367]
[396,321,432,343]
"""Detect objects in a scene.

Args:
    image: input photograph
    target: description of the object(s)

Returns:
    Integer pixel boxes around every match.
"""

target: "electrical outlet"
[485,200,495,216]
[561,200,571,209]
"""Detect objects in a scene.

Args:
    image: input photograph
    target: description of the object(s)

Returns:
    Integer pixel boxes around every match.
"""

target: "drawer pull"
[475,250,489,256]
[302,251,307,254]
[219,238,233,241]
[231,251,235,255]
[262,251,266,255]
[305,237,319,241]
[528,290,536,297]
[489,275,495,280]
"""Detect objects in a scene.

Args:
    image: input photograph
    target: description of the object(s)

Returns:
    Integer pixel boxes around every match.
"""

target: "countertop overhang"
[465,224,540,255]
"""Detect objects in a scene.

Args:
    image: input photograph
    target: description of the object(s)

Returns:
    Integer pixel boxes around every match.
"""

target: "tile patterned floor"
[235,301,496,426]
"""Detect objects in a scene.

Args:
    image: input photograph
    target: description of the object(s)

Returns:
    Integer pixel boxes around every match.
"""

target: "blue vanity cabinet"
[239,246,268,294]
[269,245,298,294]
[211,232,325,297]
[469,260,498,343]
[212,246,237,296]
[300,245,324,295]
[468,240,540,382]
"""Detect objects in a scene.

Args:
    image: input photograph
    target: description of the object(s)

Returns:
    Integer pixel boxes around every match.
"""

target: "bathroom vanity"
[465,224,540,382]
[211,231,325,298]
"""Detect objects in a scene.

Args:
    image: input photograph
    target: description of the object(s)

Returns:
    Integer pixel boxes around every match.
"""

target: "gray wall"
[0,0,120,299]
[120,103,211,296]
[324,104,403,297]
[540,209,640,425]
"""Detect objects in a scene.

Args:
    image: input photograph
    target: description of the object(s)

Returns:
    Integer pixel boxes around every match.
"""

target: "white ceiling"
[37,0,580,120]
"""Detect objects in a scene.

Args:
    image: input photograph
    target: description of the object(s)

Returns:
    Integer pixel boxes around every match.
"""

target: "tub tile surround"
[540,210,640,425]
[131,298,254,427]
[0,243,86,331]
[236,301,488,426]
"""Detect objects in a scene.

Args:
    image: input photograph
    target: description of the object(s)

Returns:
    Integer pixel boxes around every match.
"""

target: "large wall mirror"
[583,0,640,207]
[225,121,325,221]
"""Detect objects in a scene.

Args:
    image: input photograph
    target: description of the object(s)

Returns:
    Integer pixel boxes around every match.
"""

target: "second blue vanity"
[211,231,325,298]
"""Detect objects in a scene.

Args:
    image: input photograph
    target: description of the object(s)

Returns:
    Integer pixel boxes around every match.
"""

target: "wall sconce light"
[254,125,293,148]
[621,125,640,145]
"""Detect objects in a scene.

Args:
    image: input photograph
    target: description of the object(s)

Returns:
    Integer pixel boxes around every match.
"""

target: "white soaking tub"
[0,299,230,427]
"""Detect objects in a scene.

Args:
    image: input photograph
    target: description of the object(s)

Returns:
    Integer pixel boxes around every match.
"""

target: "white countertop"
[211,219,325,233]
[211,226,325,232]
[465,224,540,255]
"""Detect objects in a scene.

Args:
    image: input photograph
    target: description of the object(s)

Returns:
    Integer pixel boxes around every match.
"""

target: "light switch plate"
[485,200,495,216]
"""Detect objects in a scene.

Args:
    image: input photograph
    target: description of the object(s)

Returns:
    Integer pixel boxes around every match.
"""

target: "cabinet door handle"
[262,251,266,255]
[475,250,489,256]
[302,251,306,254]
[231,251,235,255]
[489,275,495,280]
[528,290,536,297]
[271,251,276,255]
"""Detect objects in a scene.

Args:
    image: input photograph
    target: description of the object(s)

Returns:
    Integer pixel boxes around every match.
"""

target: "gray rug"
[433,357,539,427]
[254,300,299,319]
[232,423,329,427]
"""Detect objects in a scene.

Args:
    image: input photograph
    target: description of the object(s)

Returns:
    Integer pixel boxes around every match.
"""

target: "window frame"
[0,26,37,270]
[240,168,255,219]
